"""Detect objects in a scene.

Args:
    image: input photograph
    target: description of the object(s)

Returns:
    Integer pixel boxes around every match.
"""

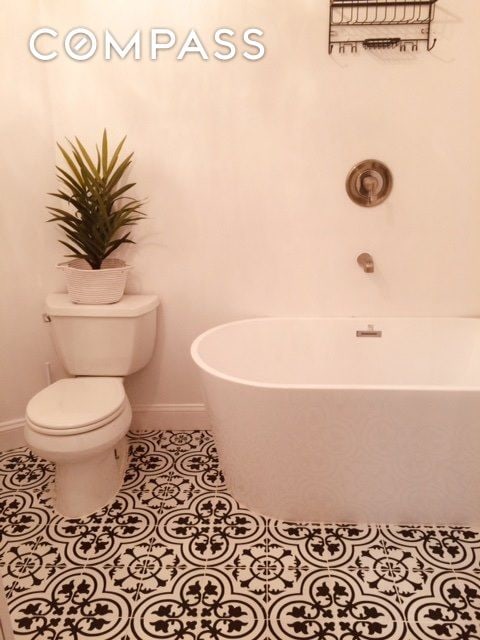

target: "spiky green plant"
[47,130,146,270]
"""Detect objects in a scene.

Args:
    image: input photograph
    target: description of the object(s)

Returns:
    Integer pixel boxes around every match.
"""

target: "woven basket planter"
[57,258,132,305]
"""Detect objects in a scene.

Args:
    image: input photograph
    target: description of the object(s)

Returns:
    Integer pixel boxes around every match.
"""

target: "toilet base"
[25,396,132,519]
[55,437,128,518]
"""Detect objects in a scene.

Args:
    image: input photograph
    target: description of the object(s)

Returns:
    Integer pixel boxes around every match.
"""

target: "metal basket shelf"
[329,0,438,54]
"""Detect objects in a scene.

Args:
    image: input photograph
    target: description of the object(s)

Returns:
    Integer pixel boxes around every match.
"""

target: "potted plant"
[48,130,146,304]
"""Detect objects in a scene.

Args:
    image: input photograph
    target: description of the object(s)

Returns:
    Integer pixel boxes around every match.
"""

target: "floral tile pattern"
[269,570,406,640]
[1,430,480,639]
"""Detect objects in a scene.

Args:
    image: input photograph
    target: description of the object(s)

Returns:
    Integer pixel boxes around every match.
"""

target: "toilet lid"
[26,378,126,433]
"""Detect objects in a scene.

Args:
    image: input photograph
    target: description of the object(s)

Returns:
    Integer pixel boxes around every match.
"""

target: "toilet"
[25,293,159,518]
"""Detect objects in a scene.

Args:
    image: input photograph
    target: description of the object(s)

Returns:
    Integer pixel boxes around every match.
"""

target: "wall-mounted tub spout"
[357,253,374,273]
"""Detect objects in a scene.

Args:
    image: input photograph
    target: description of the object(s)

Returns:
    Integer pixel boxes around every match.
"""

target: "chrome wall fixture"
[329,0,438,54]
[346,160,393,207]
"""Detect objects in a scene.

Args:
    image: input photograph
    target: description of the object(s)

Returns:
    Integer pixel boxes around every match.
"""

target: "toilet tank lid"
[46,294,159,317]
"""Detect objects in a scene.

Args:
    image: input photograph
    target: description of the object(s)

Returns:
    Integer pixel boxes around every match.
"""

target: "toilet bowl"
[24,293,159,518]
[25,377,132,518]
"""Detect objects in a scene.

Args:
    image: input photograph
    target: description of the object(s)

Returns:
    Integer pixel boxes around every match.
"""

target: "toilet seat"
[26,377,127,436]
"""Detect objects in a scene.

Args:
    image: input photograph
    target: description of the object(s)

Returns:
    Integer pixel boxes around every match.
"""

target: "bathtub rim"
[191,316,480,392]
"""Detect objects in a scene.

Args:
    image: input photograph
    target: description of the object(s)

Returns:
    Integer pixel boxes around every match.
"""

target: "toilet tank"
[45,294,159,376]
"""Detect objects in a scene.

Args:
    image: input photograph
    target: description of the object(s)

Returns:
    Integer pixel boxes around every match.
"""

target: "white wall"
[1,0,480,424]
[0,2,60,425]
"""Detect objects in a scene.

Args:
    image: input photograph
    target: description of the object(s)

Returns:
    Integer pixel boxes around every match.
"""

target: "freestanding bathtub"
[191,317,480,525]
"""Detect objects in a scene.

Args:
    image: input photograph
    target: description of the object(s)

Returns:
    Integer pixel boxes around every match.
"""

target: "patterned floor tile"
[129,470,202,512]
[0,449,41,493]
[0,446,30,466]
[381,524,464,571]
[436,527,480,573]
[123,434,174,490]
[25,479,56,514]
[346,537,404,603]
[131,568,268,639]
[160,430,214,457]
[269,569,407,639]
[0,492,50,554]
[158,492,267,567]
[268,519,378,569]
[175,439,227,491]
[1,508,112,606]
[1,429,480,639]
[25,464,56,496]
[127,429,164,442]
[405,572,480,638]
[10,567,132,639]
[101,537,187,601]
[88,492,157,564]
[0,538,67,600]
[375,524,477,615]
[222,535,310,604]
[44,509,109,567]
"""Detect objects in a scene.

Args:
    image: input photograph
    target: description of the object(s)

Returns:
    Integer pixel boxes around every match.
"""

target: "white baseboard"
[0,404,209,452]
[131,403,210,431]
[0,418,26,450]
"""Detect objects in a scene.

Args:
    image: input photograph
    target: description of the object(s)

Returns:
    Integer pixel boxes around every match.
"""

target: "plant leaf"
[48,131,146,266]
[101,129,108,175]
[74,137,101,180]
[105,135,126,179]
[57,144,83,184]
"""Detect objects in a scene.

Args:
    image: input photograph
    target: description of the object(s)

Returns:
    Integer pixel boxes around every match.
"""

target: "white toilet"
[25,293,159,518]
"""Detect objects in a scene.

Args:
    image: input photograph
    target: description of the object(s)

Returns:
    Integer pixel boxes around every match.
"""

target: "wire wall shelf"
[329,0,438,54]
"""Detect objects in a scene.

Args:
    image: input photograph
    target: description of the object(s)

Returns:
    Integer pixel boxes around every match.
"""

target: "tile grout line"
[0,449,29,608]
[376,527,407,621]
[57,430,168,629]
[41,434,141,628]
[10,453,75,633]
[322,523,410,627]
[125,429,213,614]
[1,452,53,608]
[431,523,476,624]
[382,523,461,624]
[147,430,216,629]
[379,525,422,624]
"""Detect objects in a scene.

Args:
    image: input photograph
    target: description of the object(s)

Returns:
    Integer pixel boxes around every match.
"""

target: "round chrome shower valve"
[346,159,393,207]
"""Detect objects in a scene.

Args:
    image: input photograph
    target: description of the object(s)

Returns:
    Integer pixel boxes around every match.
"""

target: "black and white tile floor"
[1,429,480,639]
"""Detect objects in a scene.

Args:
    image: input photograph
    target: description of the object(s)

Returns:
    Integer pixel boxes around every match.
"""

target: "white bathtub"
[191,317,480,525]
